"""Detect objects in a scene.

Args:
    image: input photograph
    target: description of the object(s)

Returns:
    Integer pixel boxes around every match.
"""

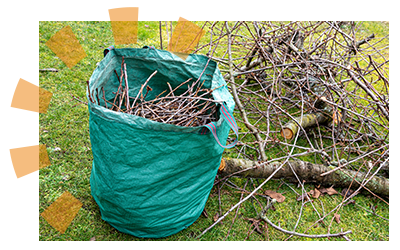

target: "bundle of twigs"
[87,57,220,127]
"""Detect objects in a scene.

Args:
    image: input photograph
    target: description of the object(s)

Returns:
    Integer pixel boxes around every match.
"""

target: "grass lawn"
[39,21,389,241]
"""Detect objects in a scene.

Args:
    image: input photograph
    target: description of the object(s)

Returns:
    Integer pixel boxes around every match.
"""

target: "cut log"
[280,97,341,140]
[281,112,330,140]
[219,158,389,197]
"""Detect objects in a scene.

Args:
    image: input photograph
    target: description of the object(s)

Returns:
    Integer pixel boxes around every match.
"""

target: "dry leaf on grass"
[245,218,263,234]
[326,187,338,195]
[319,186,338,195]
[264,190,286,203]
[334,213,341,224]
[213,212,219,222]
[309,188,321,199]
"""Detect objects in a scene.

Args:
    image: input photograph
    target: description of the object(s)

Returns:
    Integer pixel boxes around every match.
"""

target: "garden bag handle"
[202,103,238,149]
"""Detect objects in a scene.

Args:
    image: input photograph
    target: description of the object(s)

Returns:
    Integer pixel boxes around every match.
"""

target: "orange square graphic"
[11,79,38,113]
[45,25,87,68]
[10,145,38,178]
[168,17,205,58]
[108,7,139,21]
[110,21,138,45]
[39,144,51,170]
[39,86,52,113]
[41,191,83,234]
[109,7,139,45]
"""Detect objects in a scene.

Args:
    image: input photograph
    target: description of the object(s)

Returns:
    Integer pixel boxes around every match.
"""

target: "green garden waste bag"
[88,46,238,238]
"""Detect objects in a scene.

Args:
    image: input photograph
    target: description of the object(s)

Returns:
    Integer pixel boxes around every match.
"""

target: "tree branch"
[225,21,267,161]
[220,158,389,197]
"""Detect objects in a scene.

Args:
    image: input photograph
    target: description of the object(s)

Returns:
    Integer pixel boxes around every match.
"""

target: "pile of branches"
[86,57,220,127]
[195,21,389,182]
[191,21,389,240]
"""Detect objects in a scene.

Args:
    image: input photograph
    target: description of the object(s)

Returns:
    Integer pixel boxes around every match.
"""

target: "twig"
[112,70,123,110]
[225,179,249,240]
[70,93,88,105]
[141,95,222,105]
[132,70,158,108]
[356,33,375,48]
[159,21,163,50]
[124,63,130,110]
[95,88,100,105]
[320,144,388,177]
[347,68,389,120]
[259,202,352,240]
[39,68,58,72]
[118,57,126,110]
[225,21,267,161]
[86,81,94,103]
[102,87,108,109]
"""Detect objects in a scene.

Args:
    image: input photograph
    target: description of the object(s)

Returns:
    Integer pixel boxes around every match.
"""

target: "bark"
[220,158,389,197]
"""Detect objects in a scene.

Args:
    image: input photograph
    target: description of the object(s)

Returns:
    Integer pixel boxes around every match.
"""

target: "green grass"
[39,21,389,241]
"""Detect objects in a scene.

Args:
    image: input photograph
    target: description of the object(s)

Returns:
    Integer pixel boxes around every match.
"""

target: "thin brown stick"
[124,63,130,110]
[102,87,108,109]
[225,21,267,161]
[132,70,158,108]
[259,205,352,240]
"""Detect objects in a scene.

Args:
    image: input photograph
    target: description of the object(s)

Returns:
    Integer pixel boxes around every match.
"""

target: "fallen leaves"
[309,188,321,199]
[264,190,286,203]
[256,186,339,205]
[222,184,353,240]
[319,186,338,195]
[213,212,219,222]
[244,218,264,234]
[334,213,341,224]
[296,186,339,202]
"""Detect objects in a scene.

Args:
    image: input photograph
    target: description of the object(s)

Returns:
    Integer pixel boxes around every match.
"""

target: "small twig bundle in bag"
[88,56,221,127]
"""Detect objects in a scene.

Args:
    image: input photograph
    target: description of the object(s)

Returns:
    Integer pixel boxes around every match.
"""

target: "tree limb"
[219,158,389,197]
